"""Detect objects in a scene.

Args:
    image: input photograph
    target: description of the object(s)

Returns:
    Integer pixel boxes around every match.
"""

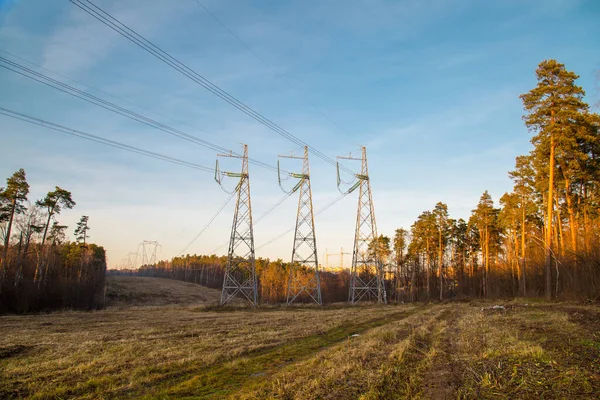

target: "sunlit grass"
[1,279,599,399]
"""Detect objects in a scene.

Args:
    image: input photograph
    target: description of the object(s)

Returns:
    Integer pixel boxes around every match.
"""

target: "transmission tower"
[278,146,321,305]
[325,247,351,270]
[125,252,138,269]
[337,146,386,304]
[215,144,257,306]
[140,240,160,266]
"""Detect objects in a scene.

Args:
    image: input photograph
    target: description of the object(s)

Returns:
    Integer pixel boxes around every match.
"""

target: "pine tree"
[499,192,521,295]
[36,187,76,247]
[433,202,449,300]
[509,155,538,296]
[0,169,30,269]
[74,215,90,246]
[411,211,436,299]
[35,187,75,284]
[470,191,497,297]
[48,222,68,246]
[520,59,588,299]
[393,228,408,301]
[449,218,469,292]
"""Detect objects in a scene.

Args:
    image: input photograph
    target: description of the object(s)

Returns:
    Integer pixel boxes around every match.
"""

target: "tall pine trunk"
[555,193,564,257]
[513,229,519,296]
[521,199,527,296]
[545,130,555,301]
[36,210,54,285]
[564,178,577,254]
[426,240,430,300]
[2,198,17,266]
[438,229,443,301]
[410,256,417,302]
[484,225,489,297]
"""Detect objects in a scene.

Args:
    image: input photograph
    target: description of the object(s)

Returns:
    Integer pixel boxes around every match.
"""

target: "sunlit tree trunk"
[521,201,527,296]
[410,256,417,302]
[555,193,564,257]
[545,130,555,300]
[426,240,430,300]
[438,229,443,301]
[2,197,17,266]
[564,178,577,254]
[583,185,590,252]
[513,229,519,296]
[484,226,489,297]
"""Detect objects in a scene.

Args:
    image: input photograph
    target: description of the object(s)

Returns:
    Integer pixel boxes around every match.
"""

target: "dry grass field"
[104,276,222,307]
[1,277,599,399]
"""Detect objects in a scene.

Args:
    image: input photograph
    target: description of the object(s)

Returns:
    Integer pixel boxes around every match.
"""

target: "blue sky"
[1,0,599,268]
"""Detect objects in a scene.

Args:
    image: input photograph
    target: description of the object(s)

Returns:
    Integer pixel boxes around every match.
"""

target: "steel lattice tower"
[278,146,322,305]
[126,252,138,269]
[215,144,257,306]
[141,241,160,266]
[338,147,386,304]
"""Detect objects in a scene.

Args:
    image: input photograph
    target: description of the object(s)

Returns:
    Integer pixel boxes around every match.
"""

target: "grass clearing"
[104,276,222,307]
[456,304,600,399]
[0,302,409,398]
[1,278,599,399]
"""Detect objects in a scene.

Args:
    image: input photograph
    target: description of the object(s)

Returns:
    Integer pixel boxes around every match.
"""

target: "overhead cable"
[0,56,280,173]
[0,48,218,142]
[0,106,213,172]
[69,0,355,176]
[253,190,296,224]
[176,191,236,256]
[193,0,357,144]
[255,191,351,250]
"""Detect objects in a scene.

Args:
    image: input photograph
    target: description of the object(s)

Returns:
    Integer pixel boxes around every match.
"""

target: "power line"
[0,106,213,172]
[176,191,236,256]
[0,48,221,143]
[0,55,280,173]
[0,56,226,153]
[209,190,349,252]
[253,191,296,224]
[207,189,299,255]
[193,0,357,144]
[256,191,350,251]
[69,0,355,176]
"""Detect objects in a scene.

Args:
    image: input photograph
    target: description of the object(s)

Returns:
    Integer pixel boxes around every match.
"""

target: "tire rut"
[422,307,463,400]
[156,309,418,399]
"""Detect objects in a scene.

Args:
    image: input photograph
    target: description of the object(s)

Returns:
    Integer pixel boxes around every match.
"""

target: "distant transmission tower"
[337,146,386,304]
[215,144,257,306]
[141,240,160,266]
[126,252,138,269]
[278,146,322,305]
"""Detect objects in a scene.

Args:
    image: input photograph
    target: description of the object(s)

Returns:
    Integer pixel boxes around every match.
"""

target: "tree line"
[0,170,106,313]
[110,255,351,304]
[119,59,599,303]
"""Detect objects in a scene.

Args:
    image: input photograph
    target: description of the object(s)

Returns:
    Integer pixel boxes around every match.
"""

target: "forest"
[120,60,600,304]
[0,171,106,313]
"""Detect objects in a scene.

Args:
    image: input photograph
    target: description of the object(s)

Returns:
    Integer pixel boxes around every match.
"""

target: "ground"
[104,275,222,307]
[1,277,599,399]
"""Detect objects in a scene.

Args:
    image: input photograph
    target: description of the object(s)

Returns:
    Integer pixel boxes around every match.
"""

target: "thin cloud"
[366,88,517,150]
